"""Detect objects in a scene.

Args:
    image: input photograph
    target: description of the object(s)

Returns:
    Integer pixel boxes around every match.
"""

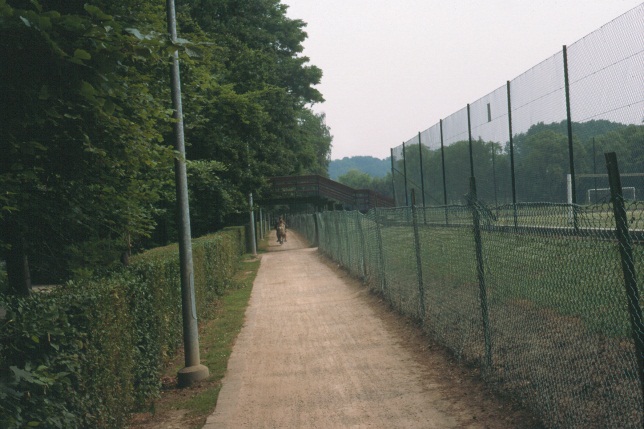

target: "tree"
[338,170,394,200]
[0,0,173,291]
[172,0,330,230]
[0,0,333,292]
[338,170,373,190]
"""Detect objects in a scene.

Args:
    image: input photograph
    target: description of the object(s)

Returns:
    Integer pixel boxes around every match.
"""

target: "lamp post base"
[178,364,210,387]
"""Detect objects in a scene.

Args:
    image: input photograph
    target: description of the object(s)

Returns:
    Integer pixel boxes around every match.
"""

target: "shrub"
[0,227,247,429]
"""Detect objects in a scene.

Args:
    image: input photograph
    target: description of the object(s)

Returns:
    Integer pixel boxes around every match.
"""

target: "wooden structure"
[265,175,395,212]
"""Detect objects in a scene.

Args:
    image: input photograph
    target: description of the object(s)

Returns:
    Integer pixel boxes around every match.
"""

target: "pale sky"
[283,0,643,160]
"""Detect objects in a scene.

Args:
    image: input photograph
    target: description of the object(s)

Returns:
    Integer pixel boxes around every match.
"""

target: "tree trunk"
[5,222,31,296]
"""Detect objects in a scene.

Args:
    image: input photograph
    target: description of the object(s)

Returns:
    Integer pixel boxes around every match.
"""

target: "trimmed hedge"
[0,227,247,429]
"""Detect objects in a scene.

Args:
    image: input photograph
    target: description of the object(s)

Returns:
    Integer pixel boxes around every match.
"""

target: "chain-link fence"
[290,176,643,428]
[390,5,643,210]
[290,8,643,426]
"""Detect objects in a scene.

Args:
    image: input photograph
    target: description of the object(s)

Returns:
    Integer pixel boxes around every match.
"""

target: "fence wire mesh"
[391,5,642,210]
[287,8,643,427]
[291,197,643,428]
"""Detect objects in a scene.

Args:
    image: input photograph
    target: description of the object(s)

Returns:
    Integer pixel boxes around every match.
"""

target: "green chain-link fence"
[289,8,643,425]
[290,189,643,428]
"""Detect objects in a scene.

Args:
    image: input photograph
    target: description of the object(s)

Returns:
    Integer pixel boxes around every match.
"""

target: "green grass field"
[326,207,643,340]
[376,223,642,338]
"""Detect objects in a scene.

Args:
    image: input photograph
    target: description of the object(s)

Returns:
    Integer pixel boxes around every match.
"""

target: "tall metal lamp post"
[166,0,209,387]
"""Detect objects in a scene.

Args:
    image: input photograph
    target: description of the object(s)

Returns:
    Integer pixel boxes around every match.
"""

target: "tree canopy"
[0,0,332,293]
[391,120,643,207]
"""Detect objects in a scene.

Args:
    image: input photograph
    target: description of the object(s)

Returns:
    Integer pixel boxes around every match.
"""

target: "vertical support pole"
[418,132,427,224]
[506,81,518,229]
[467,104,475,179]
[592,137,598,200]
[402,142,409,207]
[312,212,319,247]
[334,212,342,264]
[166,0,209,387]
[249,193,257,256]
[468,177,492,370]
[356,211,367,279]
[563,45,578,230]
[605,152,644,407]
[567,174,574,225]
[344,212,353,273]
[390,148,397,206]
[374,208,387,295]
[440,119,449,224]
[491,146,498,209]
[411,189,426,321]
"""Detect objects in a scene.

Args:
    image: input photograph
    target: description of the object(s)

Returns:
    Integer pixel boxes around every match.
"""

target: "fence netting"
[391,5,643,210]
[287,8,644,427]
[291,198,643,429]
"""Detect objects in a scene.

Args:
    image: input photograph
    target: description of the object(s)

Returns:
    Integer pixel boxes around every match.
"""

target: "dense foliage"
[393,120,643,206]
[0,227,246,429]
[0,0,331,292]
[329,156,390,180]
[337,169,394,200]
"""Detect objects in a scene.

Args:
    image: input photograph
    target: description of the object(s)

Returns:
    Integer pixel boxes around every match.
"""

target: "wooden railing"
[268,175,395,211]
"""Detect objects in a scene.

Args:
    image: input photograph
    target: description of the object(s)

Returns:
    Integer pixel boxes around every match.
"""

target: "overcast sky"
[283,0,643,160]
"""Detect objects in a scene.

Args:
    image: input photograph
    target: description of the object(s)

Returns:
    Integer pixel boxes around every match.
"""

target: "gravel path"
[205,230,537,429]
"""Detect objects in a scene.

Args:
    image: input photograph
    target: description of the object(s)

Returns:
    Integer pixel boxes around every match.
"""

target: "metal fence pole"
[390,148,398,206]
[563,45,579,230]
[345,212,353,273]
[418,132,427,224]
[467,104,475,179]
[249,193,257,256]
[356,211,367,279]
[410,189,426,321]
[374,208,387,295]
[402,142,409,207]
[506,80,518,229]
[605,152,644,405]
[468,177,492,370]
[440,119,449,224]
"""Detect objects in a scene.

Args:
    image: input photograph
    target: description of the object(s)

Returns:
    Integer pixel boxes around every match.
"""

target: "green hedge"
[0,227,247,429]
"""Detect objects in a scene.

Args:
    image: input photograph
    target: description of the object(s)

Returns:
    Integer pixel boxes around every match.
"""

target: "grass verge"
[127,241,265,429]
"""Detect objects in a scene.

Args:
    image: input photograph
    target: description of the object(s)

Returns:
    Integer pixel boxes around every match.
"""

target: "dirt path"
[205,231,539,429]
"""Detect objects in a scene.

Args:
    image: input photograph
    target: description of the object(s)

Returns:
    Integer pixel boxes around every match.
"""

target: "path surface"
[205,231,536,429]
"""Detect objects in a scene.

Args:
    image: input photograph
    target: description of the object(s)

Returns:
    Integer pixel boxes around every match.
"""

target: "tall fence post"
[249,194,257,256]
[334,212,342,264]
[440,119,449,224]
[467,104,475,179]
[418,132,427,224]
[605,152,644,405]
[390,148,398,206]
[312,212,319,247]
[373,208,387,295]
[402,142,409,207]
[506,80,518,229]
[563,45,579,231]
[410,189,426,321]
[355,211,367,280]
[468,177,492,370]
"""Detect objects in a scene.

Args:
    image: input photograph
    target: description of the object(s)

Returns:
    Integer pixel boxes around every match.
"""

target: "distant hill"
[328,156,390,180]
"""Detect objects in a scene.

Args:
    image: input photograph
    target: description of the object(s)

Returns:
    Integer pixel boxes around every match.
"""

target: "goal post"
[569,173,643,205]
[587,187,636,204]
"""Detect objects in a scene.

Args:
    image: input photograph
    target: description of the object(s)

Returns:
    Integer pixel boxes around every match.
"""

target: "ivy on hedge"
[0,227,247,429]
